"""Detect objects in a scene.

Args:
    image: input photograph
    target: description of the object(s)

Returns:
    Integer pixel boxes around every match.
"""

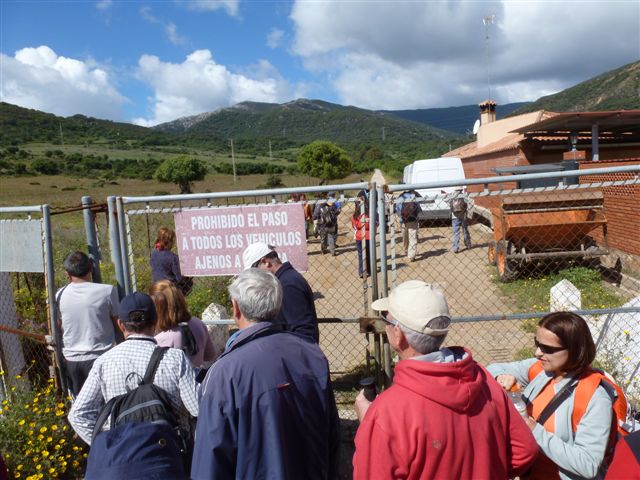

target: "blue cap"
[119,292,157,324]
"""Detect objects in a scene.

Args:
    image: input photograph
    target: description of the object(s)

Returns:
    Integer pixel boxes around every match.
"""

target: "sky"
[1,1,638,127]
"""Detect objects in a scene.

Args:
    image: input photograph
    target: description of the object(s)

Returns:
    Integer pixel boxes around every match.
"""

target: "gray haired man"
[352,280,537,479]
[192,269,340,479]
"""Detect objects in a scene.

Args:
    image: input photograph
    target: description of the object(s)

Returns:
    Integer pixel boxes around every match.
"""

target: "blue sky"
[1,1,639,126]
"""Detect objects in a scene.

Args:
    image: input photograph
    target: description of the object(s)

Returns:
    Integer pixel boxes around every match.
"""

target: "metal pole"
[377,185,389,296]
[81,196,102,284]
[368,184,378,301]
[383,334,393,386]
[373,332,382,387]
[42,205,68,394]
[591,123,600,161]
[107,196,126,299]
[115,197,132,295]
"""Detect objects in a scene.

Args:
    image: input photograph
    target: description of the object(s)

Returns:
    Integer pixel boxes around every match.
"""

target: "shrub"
[0,375,87,479]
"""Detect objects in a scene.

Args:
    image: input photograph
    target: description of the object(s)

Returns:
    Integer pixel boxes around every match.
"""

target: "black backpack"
[320,204,337,227]
[178,323,198,357]
[401,201,420,222]
[86,347,190,479]
[452,197,468,215]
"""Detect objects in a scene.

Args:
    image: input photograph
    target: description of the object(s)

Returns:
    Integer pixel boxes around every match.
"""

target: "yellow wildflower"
[18,419,25,426]
[39,426,47,433]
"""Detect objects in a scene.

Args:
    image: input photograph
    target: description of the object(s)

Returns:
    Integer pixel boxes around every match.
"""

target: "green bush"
[0,375,87,479]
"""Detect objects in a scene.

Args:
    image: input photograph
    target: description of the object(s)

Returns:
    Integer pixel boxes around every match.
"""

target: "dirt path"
[303,207,531,371]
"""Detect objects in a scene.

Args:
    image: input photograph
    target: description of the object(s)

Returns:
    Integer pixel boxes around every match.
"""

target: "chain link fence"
[383,169,640,403]
[1,166,638,476]
[113,187,378,420]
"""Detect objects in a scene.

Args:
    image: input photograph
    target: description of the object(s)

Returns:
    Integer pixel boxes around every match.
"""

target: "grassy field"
[0,171,367,209]
[23,141,295,166]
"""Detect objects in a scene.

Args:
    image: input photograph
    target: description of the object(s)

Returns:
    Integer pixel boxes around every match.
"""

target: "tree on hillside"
[154,155,207,194]
[297,141,352,184]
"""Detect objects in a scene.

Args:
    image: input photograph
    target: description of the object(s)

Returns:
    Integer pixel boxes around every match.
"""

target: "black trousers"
[65,358,96,397]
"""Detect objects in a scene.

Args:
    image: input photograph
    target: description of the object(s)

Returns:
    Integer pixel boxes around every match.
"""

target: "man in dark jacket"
[191,269,340,480]
[242,242,319,342]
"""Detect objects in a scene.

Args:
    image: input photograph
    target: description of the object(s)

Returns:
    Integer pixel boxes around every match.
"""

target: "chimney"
[479,100,497,125]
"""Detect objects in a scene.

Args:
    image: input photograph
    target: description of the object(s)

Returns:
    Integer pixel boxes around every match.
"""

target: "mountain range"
[1,60,638,150]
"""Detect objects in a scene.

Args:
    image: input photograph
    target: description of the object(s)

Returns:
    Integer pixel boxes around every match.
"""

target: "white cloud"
[133,49,293,126]
[290,1,640,109]
[96,0,112,11]
[267,28,284,49]
[165,23,187,46]
[0,46,127,118]
[179,0,239,16]
[140,7,189,46]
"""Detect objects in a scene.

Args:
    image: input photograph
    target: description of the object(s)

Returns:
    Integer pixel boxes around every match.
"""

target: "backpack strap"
[92,395,119,442]
[142,347,169,385]
[535,378,579,427]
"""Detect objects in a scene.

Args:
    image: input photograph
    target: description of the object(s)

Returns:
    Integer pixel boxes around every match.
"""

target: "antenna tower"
[483,14,495,101]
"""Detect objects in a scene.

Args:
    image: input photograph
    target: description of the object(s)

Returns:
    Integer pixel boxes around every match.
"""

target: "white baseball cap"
[371,280,450,335]
[242,242,275,270]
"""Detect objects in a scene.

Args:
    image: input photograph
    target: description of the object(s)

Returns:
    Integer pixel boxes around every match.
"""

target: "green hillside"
[155,99,456,147]
[510,61,640,115]
[0,102,162,146]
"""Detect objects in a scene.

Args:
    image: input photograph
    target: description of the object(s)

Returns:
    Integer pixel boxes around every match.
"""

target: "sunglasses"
[534,338,567,355]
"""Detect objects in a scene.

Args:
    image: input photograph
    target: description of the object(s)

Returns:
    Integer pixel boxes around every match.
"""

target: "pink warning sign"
[174,204,308,276]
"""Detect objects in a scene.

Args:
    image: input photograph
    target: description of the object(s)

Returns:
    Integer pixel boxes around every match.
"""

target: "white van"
[402,157,466,220]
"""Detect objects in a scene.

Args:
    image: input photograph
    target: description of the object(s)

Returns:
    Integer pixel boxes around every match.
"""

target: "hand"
[354,389,373,422]
[496,374,517,391]
[524,415,537,430]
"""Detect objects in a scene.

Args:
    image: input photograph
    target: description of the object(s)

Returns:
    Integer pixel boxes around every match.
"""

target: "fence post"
[81,196,102,284]
[368,183,378,301]
[107,196,126,299]
[377,185,389,296]
[42,204,68,394]
[376,185,393,385]
[115,197,132,295]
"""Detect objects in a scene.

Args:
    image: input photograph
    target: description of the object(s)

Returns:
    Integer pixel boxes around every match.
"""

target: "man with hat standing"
[242,242,319,343]
[352,280,538,479]
[68,291,199,445]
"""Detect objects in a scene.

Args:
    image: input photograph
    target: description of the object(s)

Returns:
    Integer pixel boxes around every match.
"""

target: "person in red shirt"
[352,280,538,479]
[351,200,371,278]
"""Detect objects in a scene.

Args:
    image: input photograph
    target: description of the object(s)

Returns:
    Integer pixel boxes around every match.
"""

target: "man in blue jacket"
[191,269,340,480]
[242,242,319,343]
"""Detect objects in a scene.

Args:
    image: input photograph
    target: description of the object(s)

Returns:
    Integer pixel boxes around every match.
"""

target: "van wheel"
[496,240,517,282]
[487,241,497,266]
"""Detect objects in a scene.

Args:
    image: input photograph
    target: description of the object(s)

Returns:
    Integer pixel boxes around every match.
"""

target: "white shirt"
[57,282,119,361]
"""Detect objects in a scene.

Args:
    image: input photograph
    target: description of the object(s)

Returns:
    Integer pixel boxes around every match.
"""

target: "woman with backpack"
[352,200,371,278]
[487,312,622,479]
[149,280,217,369]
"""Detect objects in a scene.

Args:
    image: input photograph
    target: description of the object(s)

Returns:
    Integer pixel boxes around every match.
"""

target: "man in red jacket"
[352,280,538,480]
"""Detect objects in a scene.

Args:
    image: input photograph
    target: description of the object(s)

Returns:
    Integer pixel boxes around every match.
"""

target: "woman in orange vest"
[487,312,616,480]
